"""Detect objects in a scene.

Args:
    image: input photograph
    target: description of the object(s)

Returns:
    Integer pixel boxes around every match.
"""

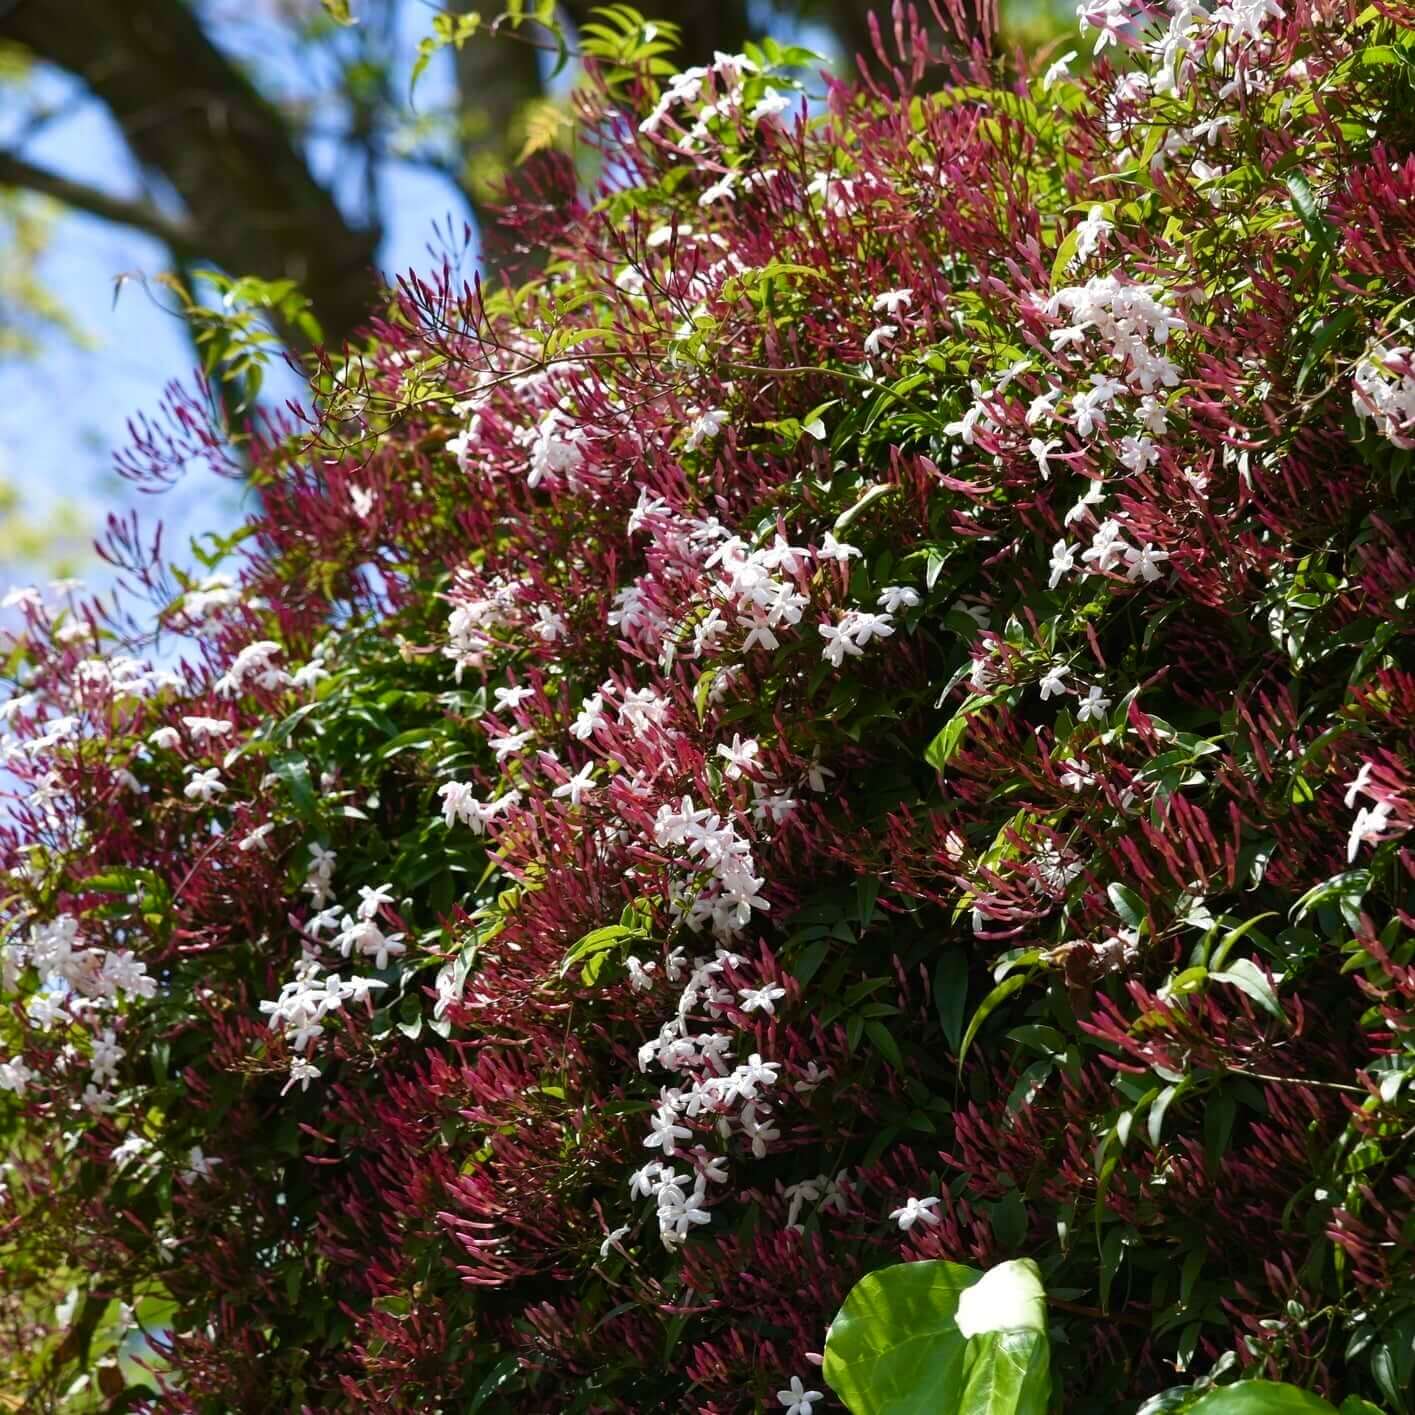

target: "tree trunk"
[0,0,382,350]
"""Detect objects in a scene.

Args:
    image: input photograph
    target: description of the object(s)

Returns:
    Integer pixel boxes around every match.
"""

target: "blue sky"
[0,2,479,592]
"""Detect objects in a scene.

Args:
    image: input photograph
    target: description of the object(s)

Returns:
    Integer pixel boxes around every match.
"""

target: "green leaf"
[1107,882,1146,929]
[1209,958,1284,1020]
[934,948,969,1053]
[865,1019,904,1069]
[835,482,896,533]
[272,753,318,823]
[926,693,1000,772]
[1285,174,1336,252]
[824,1259,1052,1415]
[956,1328,1051,1415]
[694,667,719,723]
[468,1354,520,1412]
[823,1261,978,1413]
[559,923,645,979]
[1147,1081,1183,1147]
[1187,1381,1339,1414]
[1050,225,1083,287]
[959,973,1031,1064]
[1295,307,1359,394]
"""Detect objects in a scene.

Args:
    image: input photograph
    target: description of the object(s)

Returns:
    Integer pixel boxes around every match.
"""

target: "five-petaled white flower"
[1123,542,1171,583]
[1077,685,1112,723]
[1042,49,1078,87]
[778,1376,824,1415]
[871,287,913,316]
[552,761,598,807]
[863,323,897,357]
[877,585,921,614]
[738,984,787,1016]
[685,408,728,450]
[890,1194,942,1231]
[818,532,861,563]
[1039,663,1070,700]
[1029,436,1061,479]
[1348,801,1394,861]
[1048,539,1078,590]
[349,484,376,521]
[180,1146,222,1185]
[183,768,225,803]
[716,735,761,781]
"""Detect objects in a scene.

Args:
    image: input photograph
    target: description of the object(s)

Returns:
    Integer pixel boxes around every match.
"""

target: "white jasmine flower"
[737,984,786,1016]
[872,288,913,316]
[716,735,760,780]
[183,768,226,803]
[1042,49,1078,87]
[877,585,921,613]
[890,1194,942,1231]
[1077,685,1112,722]
[818,532,861,563]
[778,1376,824,1415]
[349,485,376,520]
[599,1225,631,1258]
[863,323,897,357]
[552,761,597,807]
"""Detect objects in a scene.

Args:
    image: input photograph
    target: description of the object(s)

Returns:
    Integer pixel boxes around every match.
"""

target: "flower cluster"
[3,1,1414,1410]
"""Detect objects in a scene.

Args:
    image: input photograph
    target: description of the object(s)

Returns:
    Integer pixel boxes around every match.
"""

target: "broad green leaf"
[1295,307,1358,394]
[925,693,999,772]
[825,1260,1051,1415]
[1285,174,1336,251]
[956,1328,1051,1415]
[1187,1381,1339,1414]
[824,1261,978,1414]
[272,753,318,823]
[1107,882,1146,929]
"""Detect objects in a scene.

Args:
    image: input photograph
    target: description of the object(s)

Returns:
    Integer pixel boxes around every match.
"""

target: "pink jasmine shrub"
[3,2,1415,1408]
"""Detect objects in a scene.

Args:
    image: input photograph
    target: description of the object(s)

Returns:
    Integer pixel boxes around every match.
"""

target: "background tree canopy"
[0,0,1056,352]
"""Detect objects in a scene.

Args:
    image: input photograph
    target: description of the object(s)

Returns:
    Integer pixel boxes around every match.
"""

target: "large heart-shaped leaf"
[823,1260,1052,1415]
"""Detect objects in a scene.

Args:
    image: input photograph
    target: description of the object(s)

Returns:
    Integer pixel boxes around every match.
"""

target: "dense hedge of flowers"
[3,0,1415,1408]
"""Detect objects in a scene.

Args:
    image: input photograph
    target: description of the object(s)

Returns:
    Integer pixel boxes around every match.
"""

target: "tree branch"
[0,0,383,350]
[0,150,200,256]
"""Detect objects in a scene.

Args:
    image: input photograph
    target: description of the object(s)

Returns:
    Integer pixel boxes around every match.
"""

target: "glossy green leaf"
[1209,958,1284,1020]
[825,1260,1052,1415]
[926,693,1000,772]
[824,1261,978,1413]
[956,1328,1051,1415]
[558,923,645,978]
[1188,1381,1340,1414]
